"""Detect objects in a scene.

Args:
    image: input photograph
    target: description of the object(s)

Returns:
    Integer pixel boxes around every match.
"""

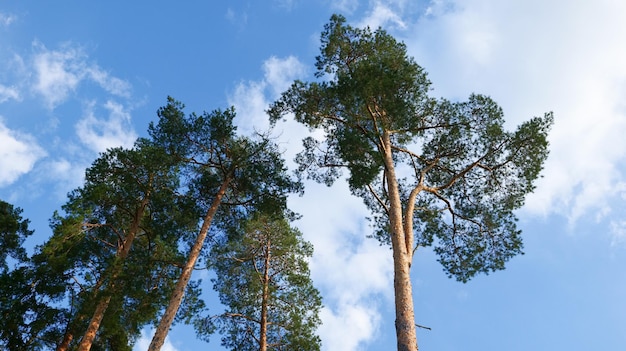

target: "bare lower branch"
[416,323,432,331]
[367,183,389,215]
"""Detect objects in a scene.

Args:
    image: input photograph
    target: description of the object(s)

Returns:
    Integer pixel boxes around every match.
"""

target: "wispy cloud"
[225,7,248,30]
[31,42,132,109]
[0,54,27,103]
[0,41,138,201]
[0,13,16,27]
[608,185,626,246]
[0,84,20,103]
[85,65,132,98]
[329,0,360,14]
[610,220,626,247]
[263,56,307,97]
[32,43,84,108]
[37,158,89,199]
[0,119,46,187]
[422,0,456,18]
[228,55,307,136]
[75,100,137,153]
[357,1,408,30]
[399,0,626,222]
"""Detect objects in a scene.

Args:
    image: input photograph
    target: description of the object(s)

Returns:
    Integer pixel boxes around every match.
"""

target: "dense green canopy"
[205,214,322,351]
[270,14,552,351]
[270,14,553,282]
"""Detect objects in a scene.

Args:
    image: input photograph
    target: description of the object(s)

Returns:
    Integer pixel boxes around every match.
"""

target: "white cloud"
[75,100,137,153]
[318,303,381,351]
[400,0,626,222]
[229,55,307,136]
[357,1,407,30]
[329,0,360,14]
[301,198,393,305]
[32,43,84,108]
[86,65,132,98]
[263,56,307,98]
[0,84,20,103]
[610,220,626,247]
[423,0,455,17]
[42,158,88,198]
[0,54,28,102]
[608,185,626,246]
[225,8,248,29]
[291,182,393,350]
[0,119,46,187]
[32,42,132,108]
[229,80,268,136]
[134,329,180,351]
[0,13,16,27]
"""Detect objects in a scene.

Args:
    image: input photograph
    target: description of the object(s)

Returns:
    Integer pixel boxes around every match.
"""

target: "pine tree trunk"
[76,198,149,351]
[56,331,73,351]
[76,296,112,351]
[259,238,271,351]
[382,132,418,351]
[149,177,232,351]
[57,273,109,351]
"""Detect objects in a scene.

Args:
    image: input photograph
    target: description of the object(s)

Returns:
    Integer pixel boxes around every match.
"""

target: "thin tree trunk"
[76,296,111,351]
[259,238,271,351]
[149,177,232,351]
[56,331,73,351]
[57,271,110,351]
[57,315,80,351]
[76,196,150,351]
[382,131,418,351]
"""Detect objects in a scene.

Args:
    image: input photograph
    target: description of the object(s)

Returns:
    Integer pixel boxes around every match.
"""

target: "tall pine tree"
[269,14,552,351]
[39,139,198,351]
[0,200,64,350]
[148,98,301,350]
[204,214,321,351]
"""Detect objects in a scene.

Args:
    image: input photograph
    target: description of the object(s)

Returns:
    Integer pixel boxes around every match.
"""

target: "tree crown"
[269,14,553,282]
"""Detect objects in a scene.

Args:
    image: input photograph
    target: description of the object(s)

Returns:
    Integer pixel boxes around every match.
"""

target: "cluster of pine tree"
[1,15,552,351]
[0,99,321,351]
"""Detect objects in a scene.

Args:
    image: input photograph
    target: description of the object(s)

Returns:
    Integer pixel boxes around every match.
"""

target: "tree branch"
[367,183,390,215]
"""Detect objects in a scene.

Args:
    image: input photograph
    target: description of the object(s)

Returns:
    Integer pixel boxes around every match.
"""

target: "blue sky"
[1,1,626,350]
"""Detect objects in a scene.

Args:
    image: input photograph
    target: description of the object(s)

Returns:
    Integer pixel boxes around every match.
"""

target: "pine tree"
[0,200,63,350]
[269,14,552,351]
[205,214,321,351]
[148,98,301,350]
[39,139,198,351]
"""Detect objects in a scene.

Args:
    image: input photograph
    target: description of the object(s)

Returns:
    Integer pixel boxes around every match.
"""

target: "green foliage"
[202,214,322,351]
[269,14,553,282]
[153,99,293,223]
[34,138,200,349]
[149,97,302,240]
[0,200,33,272]
[0,200,64,351]
[147,98,303,349]
[270,14,434,192]
[2,96,308,350]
